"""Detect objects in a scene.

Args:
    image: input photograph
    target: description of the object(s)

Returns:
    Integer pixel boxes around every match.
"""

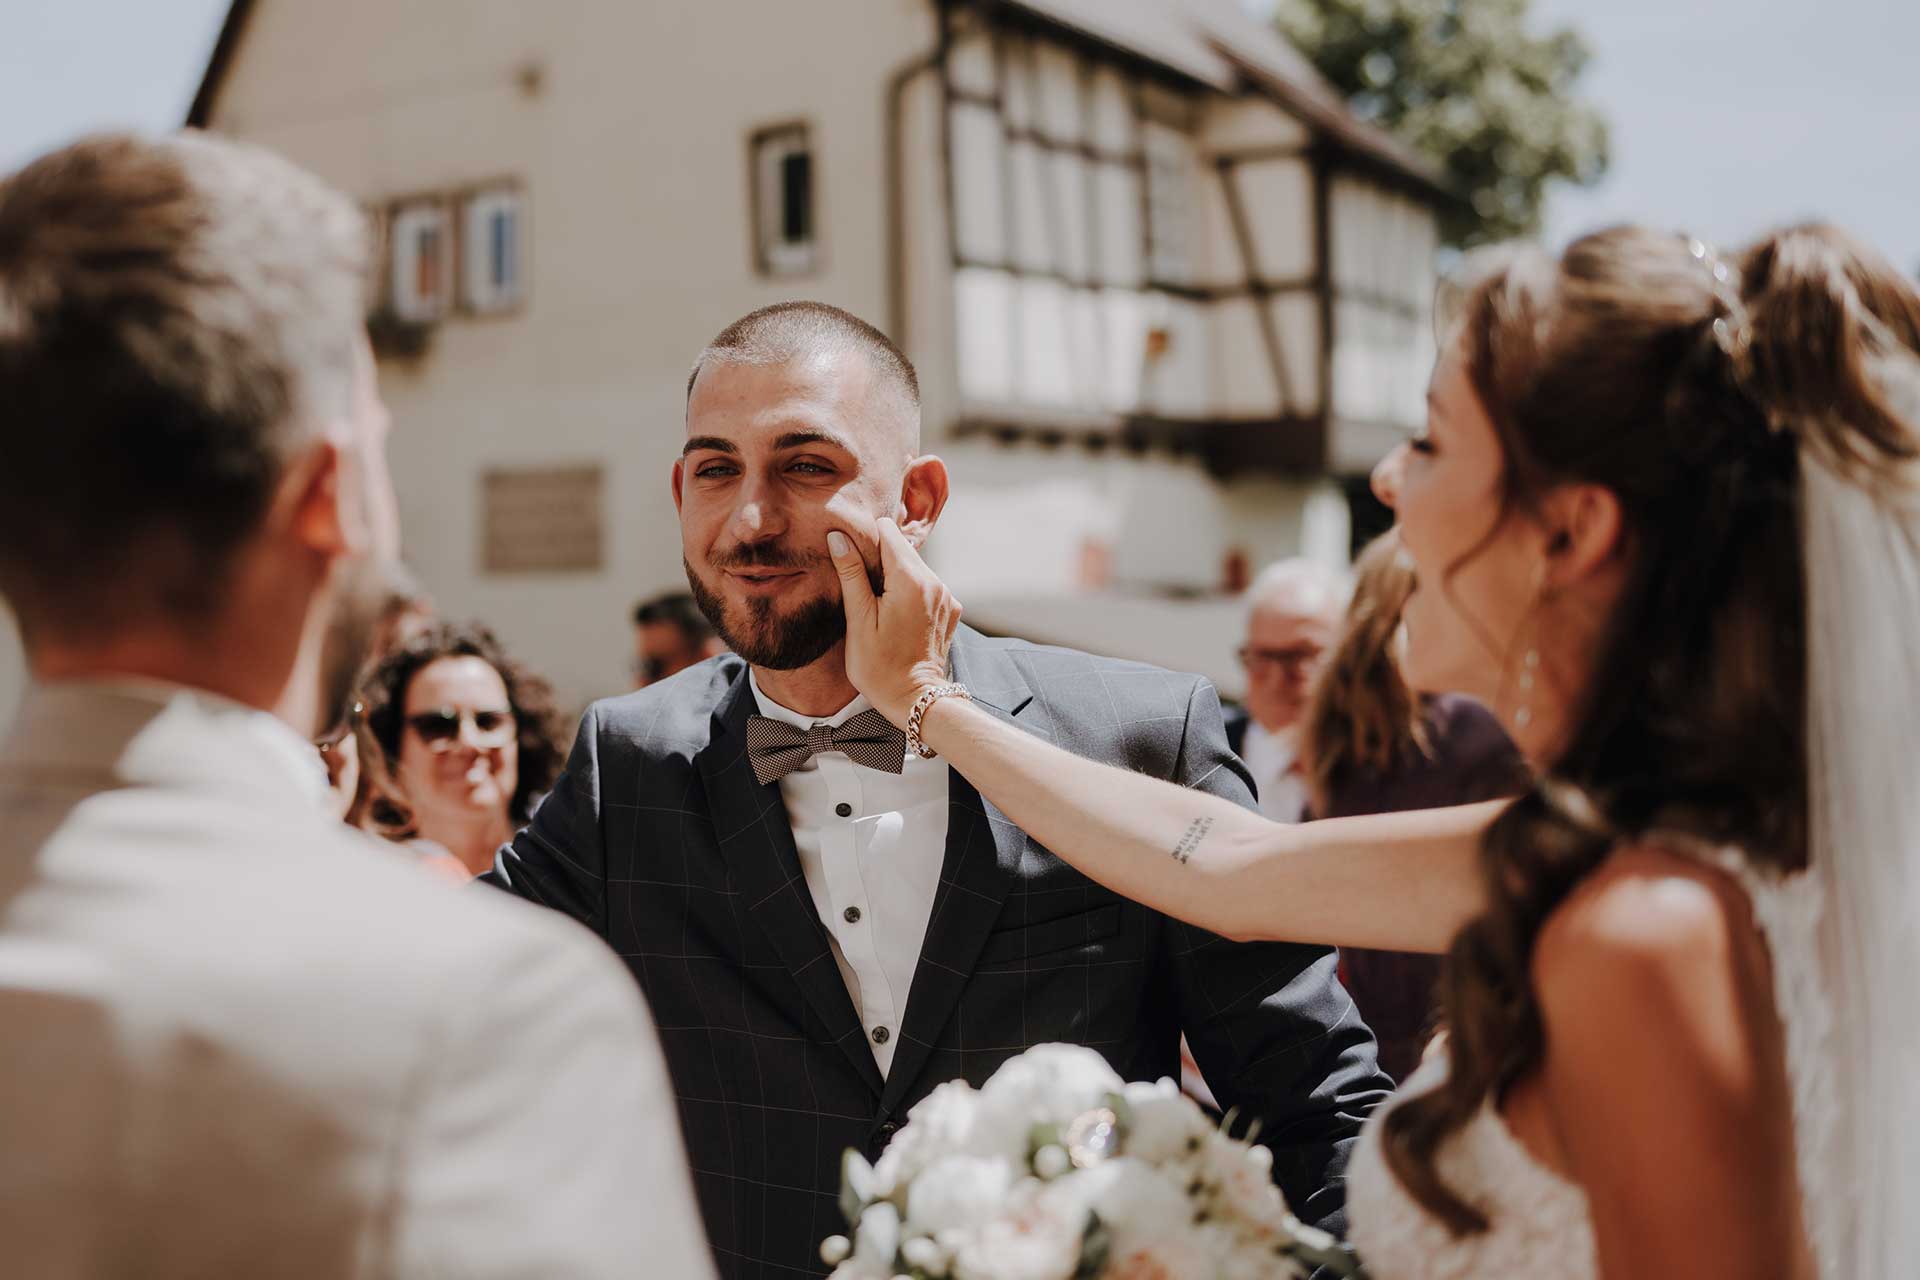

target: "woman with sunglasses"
[357,622,565,878]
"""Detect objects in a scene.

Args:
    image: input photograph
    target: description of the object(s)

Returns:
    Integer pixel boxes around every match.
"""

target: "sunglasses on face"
[404,706,517,751]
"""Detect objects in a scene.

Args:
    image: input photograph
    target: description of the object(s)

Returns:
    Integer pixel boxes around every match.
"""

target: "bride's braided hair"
[1383,223,1920,1234]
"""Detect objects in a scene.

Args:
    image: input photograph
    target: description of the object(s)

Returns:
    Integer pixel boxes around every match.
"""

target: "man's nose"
[730,475,787,540]
[1371,443,1406,510]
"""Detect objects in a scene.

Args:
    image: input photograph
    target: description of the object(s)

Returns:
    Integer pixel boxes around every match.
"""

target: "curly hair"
[354,621,564,833]
[1383,224,1920,1233]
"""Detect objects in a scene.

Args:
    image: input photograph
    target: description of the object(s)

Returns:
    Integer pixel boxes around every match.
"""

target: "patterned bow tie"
[746,710,907,786]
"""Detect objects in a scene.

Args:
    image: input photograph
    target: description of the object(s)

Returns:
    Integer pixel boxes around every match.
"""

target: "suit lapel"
[881,631,1038,1115]
[694,672,884,1100]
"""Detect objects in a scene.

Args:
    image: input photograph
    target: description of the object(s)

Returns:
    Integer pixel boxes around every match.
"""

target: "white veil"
[1798,359,1920,1274]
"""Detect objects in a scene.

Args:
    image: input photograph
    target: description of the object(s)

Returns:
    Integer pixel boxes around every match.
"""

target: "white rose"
[1119,1078,1210,1165]
[875,1079,982,1192]
[908,1155,1016,1236]
[951,1192,1085,1280]
[1068,1157,1194,1253]
[977,1044,1123,1134]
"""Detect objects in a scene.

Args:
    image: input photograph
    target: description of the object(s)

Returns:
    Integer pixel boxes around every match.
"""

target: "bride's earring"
[1514,648,1540,730]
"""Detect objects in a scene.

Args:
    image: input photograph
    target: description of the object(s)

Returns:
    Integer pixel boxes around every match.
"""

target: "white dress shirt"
[1242,721,1310,825]
[750,672,949,1076]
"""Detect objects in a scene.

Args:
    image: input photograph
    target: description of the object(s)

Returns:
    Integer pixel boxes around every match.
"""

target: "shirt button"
[871,1025,890,1045]
[835,802,853,818]
[843,905,862,924]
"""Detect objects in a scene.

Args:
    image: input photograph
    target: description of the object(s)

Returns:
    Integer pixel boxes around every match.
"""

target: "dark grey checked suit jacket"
[486,627,1390,1279]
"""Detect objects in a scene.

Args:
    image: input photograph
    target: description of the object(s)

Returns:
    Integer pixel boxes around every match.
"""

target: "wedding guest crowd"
[1296,531,1526,1080]
[356,621,564,879]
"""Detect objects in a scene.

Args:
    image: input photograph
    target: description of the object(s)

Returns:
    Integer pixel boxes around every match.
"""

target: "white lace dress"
[1345,848,1832,1279]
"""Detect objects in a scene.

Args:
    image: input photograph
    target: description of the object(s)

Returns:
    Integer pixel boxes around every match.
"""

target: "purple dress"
[1312,694,1526,1083]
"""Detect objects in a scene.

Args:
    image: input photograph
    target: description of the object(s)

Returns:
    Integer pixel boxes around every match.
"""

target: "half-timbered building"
[185,0,1452,703]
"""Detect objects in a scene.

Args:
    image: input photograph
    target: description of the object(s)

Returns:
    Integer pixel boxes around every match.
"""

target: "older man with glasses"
[1226,558,1352,823]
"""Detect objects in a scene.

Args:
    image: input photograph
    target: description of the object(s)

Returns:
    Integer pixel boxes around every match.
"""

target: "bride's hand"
[827,519,962,728]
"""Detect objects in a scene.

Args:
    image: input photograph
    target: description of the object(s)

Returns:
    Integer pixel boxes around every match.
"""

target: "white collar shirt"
[748,672,950,1077]
[1241,721,1309,824]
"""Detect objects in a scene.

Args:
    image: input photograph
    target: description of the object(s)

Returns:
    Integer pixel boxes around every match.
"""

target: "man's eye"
[695,463,738,478]
[788,461,832,475]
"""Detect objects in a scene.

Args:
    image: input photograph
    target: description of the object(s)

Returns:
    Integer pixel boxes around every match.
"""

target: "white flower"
[874,1079,983,1193]
[853,1201,901,1272]
[1033,1143,1071,1179]
[1201,1132,1286,1228]
[907,1155,1015,1236]
[951,1192,1085,1280]
[901,1235,948,1272]
[1119,1078,1210,1165]
[976,1043,1122,1135]
[1064,1157,1194,1252]
[1104,1235,1213,1280]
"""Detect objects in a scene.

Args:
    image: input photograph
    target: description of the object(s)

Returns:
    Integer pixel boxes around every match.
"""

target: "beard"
[684,541,848,671]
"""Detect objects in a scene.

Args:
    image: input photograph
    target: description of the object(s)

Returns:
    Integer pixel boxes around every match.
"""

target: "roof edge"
[186,0,257,128]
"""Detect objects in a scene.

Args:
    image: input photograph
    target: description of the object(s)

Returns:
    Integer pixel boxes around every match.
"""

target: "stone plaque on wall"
[481,464,604,574]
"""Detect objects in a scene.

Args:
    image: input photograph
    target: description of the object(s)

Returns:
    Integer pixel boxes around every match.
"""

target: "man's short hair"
[686,301,920,448]
[0,131,368,644]
[632,590,715,643]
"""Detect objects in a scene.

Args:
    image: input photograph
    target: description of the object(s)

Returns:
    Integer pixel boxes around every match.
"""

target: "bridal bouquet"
[822,1044,1365,1279]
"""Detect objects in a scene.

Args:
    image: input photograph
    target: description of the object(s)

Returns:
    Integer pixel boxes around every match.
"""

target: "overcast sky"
[1,0,1914,270]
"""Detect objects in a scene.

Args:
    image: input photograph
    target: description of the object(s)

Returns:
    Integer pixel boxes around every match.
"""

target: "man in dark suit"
[488,302,1390,1279]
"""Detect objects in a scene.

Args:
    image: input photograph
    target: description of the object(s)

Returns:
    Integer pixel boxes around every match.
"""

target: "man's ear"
[895,455,950,549]
[671,457,686,514]
[1539,481,1624,590]
[276,438,352,559]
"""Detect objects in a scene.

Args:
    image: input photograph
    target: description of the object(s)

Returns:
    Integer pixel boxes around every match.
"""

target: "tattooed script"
[1170,816,1215,864]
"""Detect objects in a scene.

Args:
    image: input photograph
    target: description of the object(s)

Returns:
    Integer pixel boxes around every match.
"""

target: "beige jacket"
[0,682,716,1279]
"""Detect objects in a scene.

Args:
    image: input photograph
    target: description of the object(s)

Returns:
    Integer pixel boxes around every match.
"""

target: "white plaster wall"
[933,439,1344,599]
[209,0,938,712]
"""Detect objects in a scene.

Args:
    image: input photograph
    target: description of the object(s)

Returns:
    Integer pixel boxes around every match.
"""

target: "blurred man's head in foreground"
[0,131,398,732]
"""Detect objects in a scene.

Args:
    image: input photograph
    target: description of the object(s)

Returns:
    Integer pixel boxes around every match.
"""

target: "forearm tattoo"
[1170,816,1215,864]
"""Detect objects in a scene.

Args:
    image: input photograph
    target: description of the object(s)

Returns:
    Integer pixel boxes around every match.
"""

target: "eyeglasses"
[1238,645,1324,678]
[404,706,517,751]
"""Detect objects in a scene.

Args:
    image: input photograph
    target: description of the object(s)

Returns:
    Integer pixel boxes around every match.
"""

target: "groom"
[488,302,1389,1278]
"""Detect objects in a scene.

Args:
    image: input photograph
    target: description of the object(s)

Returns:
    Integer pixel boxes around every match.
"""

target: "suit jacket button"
[871,1025,890,1045]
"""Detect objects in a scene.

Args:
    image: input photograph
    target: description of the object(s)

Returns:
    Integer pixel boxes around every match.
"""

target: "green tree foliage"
[1273,0,1610,246]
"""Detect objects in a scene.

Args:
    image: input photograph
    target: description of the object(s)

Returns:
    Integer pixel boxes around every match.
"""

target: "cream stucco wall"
[208,0,939,710]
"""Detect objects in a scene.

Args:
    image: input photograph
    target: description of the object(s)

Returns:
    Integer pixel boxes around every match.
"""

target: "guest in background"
[1298,530,1526,1081]
[1225,558,1350,822]
[631,590,722,688]
[359,622,563,877]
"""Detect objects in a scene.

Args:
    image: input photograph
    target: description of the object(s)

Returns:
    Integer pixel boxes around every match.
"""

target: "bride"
[822,223,1920,1278]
